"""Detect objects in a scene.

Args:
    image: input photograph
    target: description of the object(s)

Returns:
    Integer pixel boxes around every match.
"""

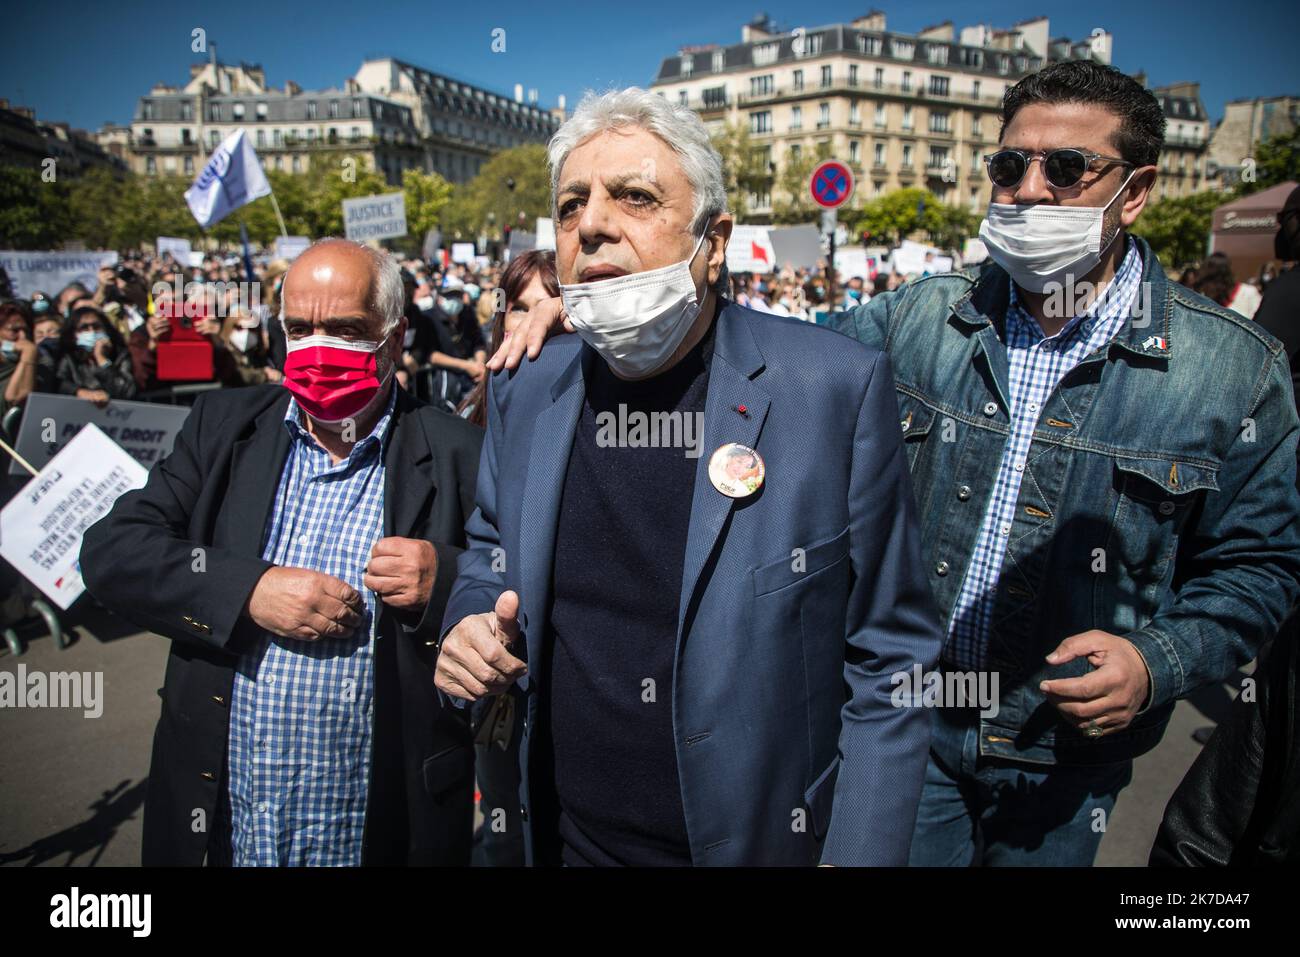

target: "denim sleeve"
[1126,350,1300,709]
[827,287,899,353]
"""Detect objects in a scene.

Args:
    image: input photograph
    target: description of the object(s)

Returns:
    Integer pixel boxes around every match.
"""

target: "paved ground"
[0,606,1240,867]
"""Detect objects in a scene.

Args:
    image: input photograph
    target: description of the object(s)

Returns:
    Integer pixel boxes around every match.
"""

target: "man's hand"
[1040,630,1152,735]
[435,590,527,701]
[246,565,364,641]
[363,536,436,612]
[485,295,573,372]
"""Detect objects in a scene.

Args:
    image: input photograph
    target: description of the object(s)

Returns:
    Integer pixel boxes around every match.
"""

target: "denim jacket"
[833,235,1300,765]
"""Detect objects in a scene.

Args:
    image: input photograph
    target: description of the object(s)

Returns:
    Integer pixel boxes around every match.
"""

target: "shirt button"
[257,802,268,813]
[1014,462,1025,472]
[298,534,309,545]
[935,561,950,576]
[1028,402,1039,412]
[983,401,997,416]
[1159,500,1175,516]
[1000,523,1011,535]
[265,675,275,685]
[1042,340,1055,351]
[957,485,972,501]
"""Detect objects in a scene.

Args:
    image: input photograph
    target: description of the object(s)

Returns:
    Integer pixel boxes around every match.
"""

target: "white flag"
[184,129,272,228]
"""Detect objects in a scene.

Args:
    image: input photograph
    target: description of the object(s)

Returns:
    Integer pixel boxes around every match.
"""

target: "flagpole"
[268,190,288,238]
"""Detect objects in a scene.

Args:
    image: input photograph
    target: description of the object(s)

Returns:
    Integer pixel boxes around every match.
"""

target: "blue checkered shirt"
[946,238,1143,671]
[223,386,395,866]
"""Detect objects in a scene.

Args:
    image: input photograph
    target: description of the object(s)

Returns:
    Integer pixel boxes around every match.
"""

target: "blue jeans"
[908,708,1133,866]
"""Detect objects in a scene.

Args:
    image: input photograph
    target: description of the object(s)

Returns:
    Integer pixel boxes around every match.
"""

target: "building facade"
[119,61,423,184]
[1206,95,1300,190]
[651,12,1113,220]
[1148,80,1211,201]
[351,58,564,183]
[1,99,127,177]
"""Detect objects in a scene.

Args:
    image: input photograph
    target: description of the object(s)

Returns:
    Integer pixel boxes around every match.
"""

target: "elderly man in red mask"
[82,238,483,867]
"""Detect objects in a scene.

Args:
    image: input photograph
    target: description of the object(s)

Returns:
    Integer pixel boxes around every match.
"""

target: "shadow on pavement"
[0,778,145,867]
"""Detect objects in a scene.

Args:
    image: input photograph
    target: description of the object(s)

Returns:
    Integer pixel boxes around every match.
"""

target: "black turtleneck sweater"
[543,319,715,866]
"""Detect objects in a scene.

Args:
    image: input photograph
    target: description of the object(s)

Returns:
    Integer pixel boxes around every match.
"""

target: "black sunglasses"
[985,148,1134,190]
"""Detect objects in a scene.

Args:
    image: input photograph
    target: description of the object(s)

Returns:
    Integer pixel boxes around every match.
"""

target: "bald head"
[280,238,403,340]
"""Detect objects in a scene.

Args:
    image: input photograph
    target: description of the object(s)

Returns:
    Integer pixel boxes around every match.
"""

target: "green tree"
[436,144,552,243]
[402,168,454,245]
[1239,127,1300,197]
[850,188,975,250]
[710,121,772,223]
[1129,190,1220,269]
[772,142,833,224]
[0,164,71,248]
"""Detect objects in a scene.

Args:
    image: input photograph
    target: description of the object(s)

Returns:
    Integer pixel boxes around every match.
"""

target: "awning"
[1210,181,1298,278]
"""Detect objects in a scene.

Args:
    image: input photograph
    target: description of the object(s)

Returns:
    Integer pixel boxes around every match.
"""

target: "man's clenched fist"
[364,536,437,612]
[435,590,527,701]
[246,566,364,641]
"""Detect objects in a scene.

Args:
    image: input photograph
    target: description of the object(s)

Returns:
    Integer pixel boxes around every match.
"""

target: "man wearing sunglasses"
[496,59,1300,866]
[834,60,1300,865]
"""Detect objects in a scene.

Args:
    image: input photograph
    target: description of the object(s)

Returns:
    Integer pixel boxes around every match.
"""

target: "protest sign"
[156,237,193,265]
[0,424,148,610]
[342,192,407,241]
[0,250,118,298]
[766,225,823,271]
[535,217,556,251]
[451,242,477,265]
[9,394,190,477]
[726,225,775,274]
[273,236,311,261]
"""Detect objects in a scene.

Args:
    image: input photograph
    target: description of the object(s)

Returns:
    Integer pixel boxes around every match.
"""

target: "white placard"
[273,235,311,261]
[451,242,477,265]
[833,247,870,280]
[0,424,148,609]
[10,394,190,477]
[0,250,118,298]
[726,225,775,274]
[535,217,556,251]
[156,237,193,265]
[342,192,407,241]
[766,225,823,271]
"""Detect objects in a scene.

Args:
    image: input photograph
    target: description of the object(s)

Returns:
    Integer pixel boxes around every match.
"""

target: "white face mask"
[230,328,256,352]
[560,230,709,379]
[979,170,1135,293]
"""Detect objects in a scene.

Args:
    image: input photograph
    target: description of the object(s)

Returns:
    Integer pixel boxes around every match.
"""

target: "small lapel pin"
[1142,336,1167,351]
[709,443,765,499]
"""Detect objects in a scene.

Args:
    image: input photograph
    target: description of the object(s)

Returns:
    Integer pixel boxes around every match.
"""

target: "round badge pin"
[709,443,765,498]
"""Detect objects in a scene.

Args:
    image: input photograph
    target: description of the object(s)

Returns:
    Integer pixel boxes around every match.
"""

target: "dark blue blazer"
[442,300,943,865]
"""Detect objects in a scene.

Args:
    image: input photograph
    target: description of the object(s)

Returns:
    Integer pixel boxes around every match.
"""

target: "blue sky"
[3,0,1296,132]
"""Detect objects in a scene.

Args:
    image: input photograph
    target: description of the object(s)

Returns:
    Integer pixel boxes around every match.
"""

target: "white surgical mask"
[230,328,256,352]
[560,229,708,378]
[979,170,1135,293]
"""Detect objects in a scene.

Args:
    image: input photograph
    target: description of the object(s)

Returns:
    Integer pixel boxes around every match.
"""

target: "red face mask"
[283,334,391,423]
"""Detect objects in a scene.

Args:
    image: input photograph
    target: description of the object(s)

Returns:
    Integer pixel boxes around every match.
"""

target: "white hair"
[548,87,729,294]
[278,238,404,337]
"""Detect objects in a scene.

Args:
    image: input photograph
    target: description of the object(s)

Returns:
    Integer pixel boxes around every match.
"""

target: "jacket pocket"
[897,392,937,472]
[422,743,474,800]
[1111,456,1219,582]
[753,527,851,597]
[803,754,841,841]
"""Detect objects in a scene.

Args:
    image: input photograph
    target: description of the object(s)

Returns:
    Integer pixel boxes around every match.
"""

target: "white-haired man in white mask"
[436,88,942,866]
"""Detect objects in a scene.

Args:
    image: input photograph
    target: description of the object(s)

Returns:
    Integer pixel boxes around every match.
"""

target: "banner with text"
[9,394,191,477]
[343,193,407,242]
[0,424,148,609]
[0,250,118,299]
